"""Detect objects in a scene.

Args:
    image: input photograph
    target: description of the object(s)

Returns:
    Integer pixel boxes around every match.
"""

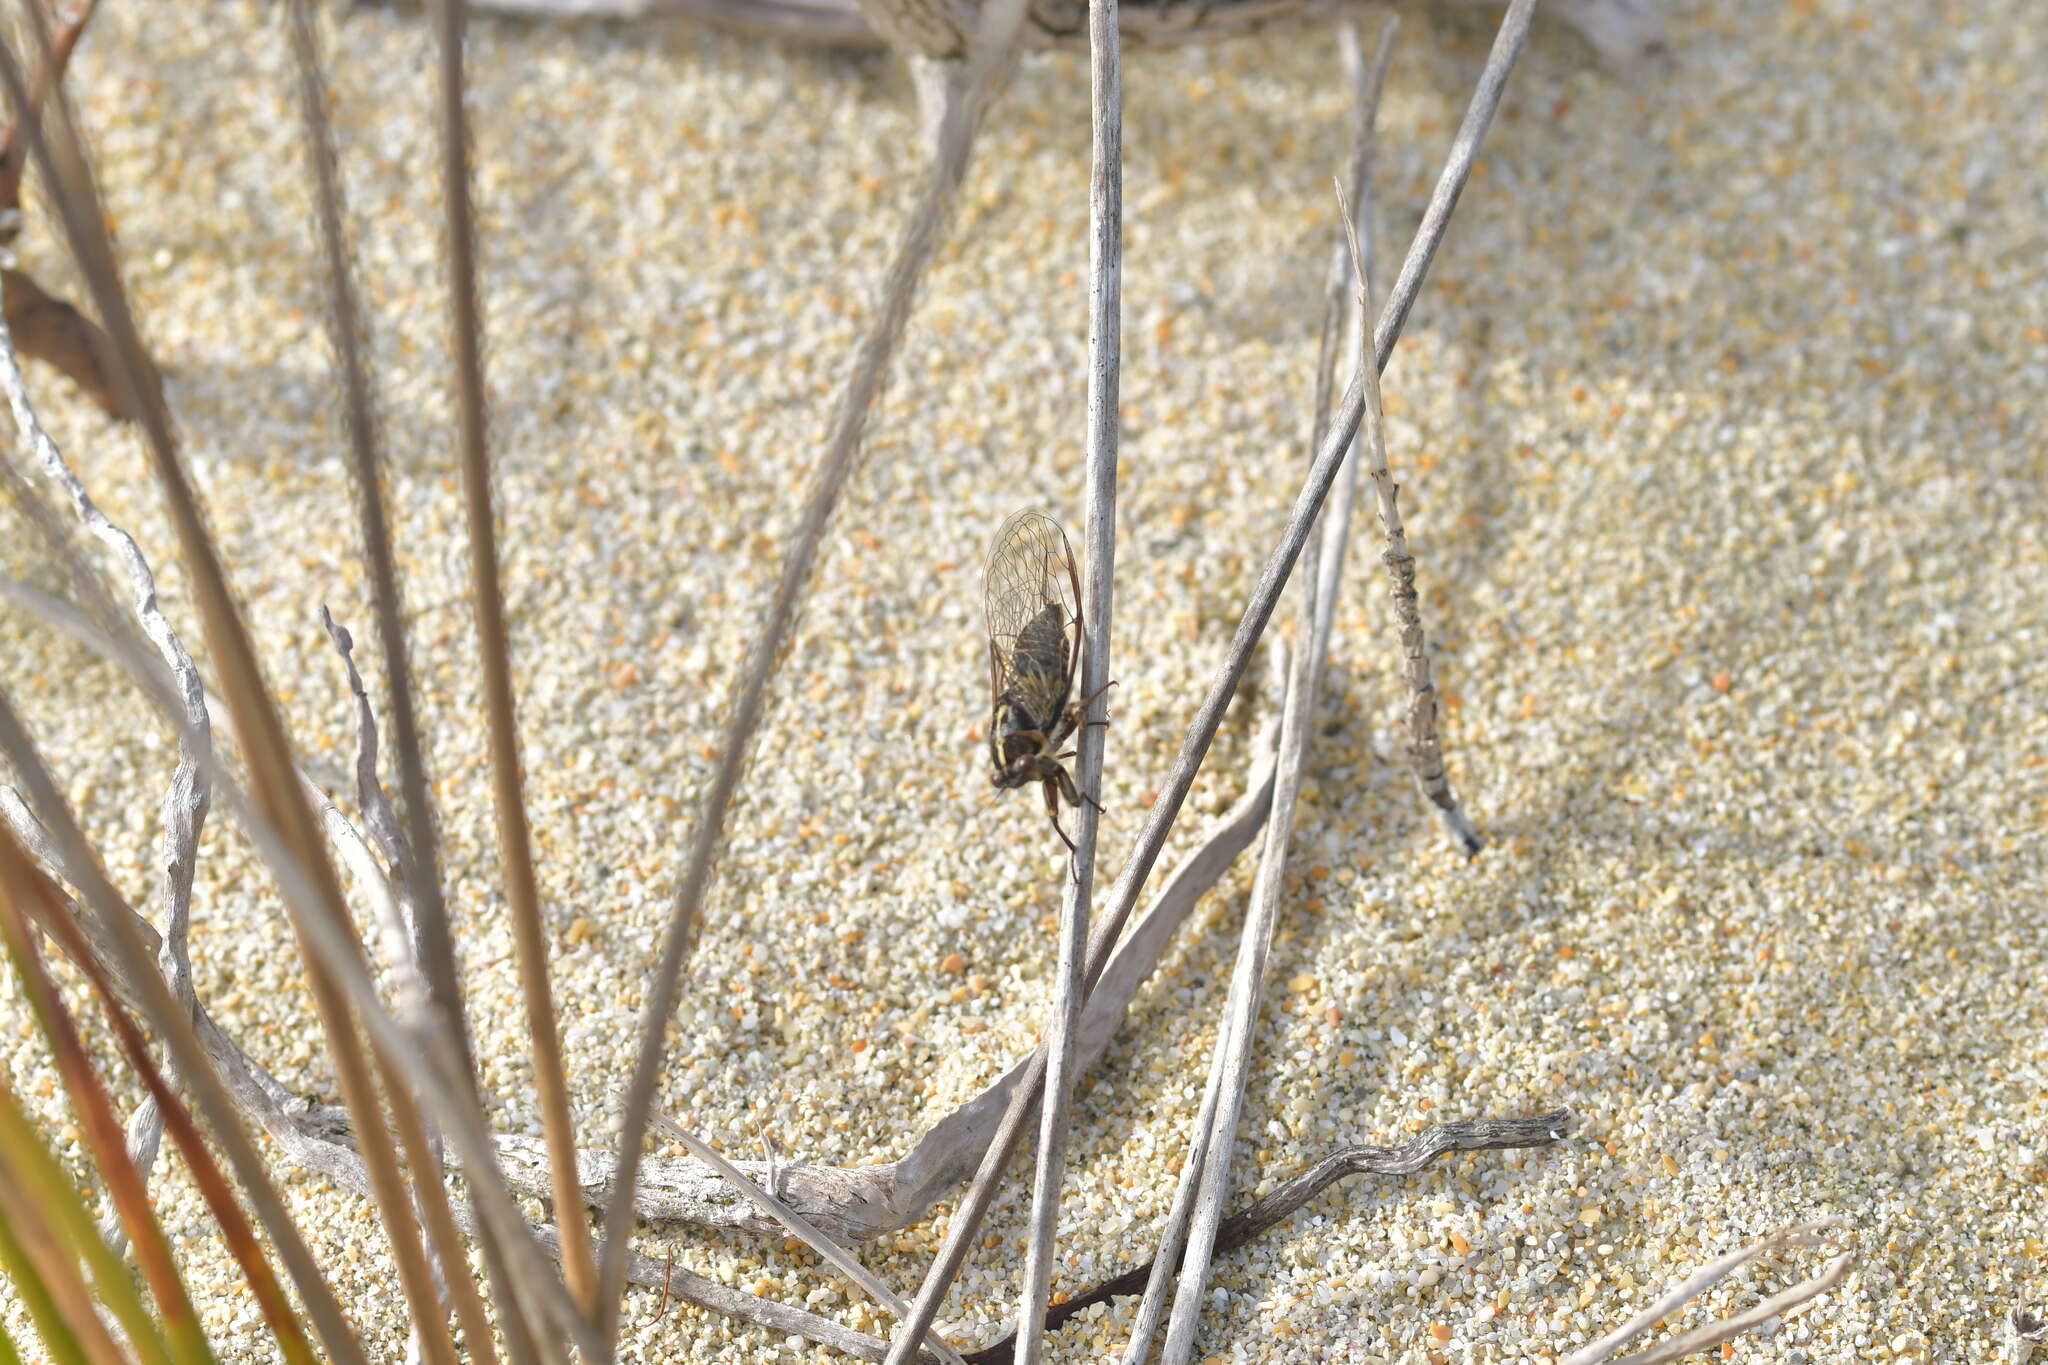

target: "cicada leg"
[1041,778,1079,855]
[1054,762,1104,815]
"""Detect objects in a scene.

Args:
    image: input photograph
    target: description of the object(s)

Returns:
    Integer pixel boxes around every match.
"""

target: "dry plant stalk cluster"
[0,1,1854,1363]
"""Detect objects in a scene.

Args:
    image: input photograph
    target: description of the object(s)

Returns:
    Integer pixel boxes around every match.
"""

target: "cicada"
[982,509,1110,854]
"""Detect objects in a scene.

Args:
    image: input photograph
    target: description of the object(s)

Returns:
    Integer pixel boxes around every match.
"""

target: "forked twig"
[979,1112,1570,1365]
[1011,0,1123,1357]
[651,1116,969,1365]
[887,2,1537,1354]
[1560,1222,1852,1365]
[597,0,1037,1338]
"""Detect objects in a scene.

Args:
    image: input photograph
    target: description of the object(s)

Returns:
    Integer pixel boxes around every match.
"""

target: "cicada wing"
[984,510,1082,729]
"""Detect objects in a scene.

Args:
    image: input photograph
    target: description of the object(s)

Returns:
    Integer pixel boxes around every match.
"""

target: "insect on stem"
[982,510,1112,866]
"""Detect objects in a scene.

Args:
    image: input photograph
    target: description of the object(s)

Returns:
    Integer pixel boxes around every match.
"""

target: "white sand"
[3,0,2044,1361]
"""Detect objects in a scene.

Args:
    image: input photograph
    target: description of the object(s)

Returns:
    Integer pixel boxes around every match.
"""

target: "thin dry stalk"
[3,831,323,1365]
[650,1116,969,1365]
[415,0,596,1315]
[1350,195,1480,854]
[1115,997,1230,1364]
[1150,251,1329,1365]
[0,104,582,1348]
[282,0,473,1100]
[1560,1222,1852,1365]
[1121,28,1394,1364]
[319,610,498,1365]
[595,0,1035,1339]
[9,777,889,1365]
[0,690,371,1365]
[1307,17,1397,701]
[0,0,98,210]
[884,3,1536,1351]
[1010,0,1122,1357]
[0,868,207,1358]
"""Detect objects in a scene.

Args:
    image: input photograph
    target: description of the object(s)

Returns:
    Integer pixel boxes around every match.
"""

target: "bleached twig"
[0,245,212,1257]
[651,1115,969,1365]
[319,609,426,979]
[1010,0,1122,1357]
[600,0,1036,1337]
[1560,1222,1853,1365]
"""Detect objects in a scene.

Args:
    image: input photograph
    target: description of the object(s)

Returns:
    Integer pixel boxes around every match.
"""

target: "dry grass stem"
[1307,16,1397,700]
[0,30,501,1360]
[1011,0,1123,1356]
[0,690,374,1365]
[409,0,596,1317]
[0,97,584,1337]
[599,0,1035,1338]
[1,833,324,1364]
[283,0,474,1113]
[1560,1222,1853,1365]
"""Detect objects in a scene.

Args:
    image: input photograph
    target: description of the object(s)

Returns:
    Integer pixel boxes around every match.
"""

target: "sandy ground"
[2,0,2044,1361]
